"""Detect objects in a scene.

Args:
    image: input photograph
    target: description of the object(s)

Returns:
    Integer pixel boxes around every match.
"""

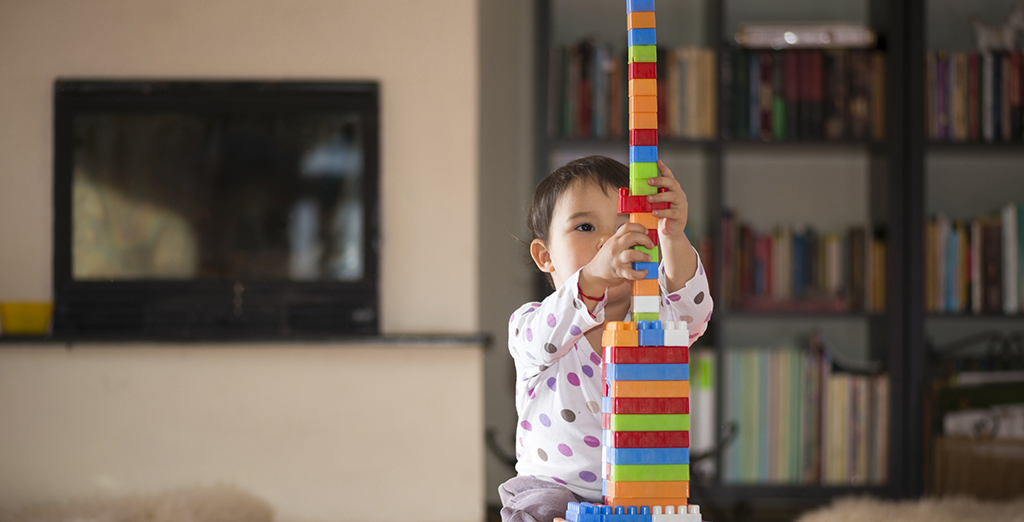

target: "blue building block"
[637,319,663,346]
[629,146,658,163]
[627,28,657,46]
[626,0,655,13]
[566,502,606,522]
[633,262,659,279]
[605,363,689,382]
[605,447,690,465]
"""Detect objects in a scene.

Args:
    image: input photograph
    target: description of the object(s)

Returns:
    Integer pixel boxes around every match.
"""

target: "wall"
[0,1,485,521]
[477,0,536,505]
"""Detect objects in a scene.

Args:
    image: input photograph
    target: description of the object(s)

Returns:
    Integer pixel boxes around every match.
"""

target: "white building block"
[633,295,659,314]
[662,320,689,347]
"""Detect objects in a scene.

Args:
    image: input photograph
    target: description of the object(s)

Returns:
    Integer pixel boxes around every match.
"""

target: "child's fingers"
[646,175,682,192]
[656,160,677,180]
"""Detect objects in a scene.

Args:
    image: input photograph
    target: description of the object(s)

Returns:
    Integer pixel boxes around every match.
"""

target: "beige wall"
[0,1,490,521]
[0,0,479,333]
[477,0,536,505]
[0,343,484,522]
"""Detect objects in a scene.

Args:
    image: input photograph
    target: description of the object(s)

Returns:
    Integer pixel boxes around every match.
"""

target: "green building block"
[629,162,658,196]
[633,312,659,322]
[628,45,657,63]
[630,162,658,179]
[608,413,689,431]
[633,245,659,262]
[608,464,690,482]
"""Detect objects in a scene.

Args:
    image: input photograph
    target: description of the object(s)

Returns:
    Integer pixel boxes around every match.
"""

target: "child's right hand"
[578,222,655,303]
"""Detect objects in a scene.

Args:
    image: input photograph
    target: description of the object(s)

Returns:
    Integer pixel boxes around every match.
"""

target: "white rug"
[796,496,1024,522]
[0,485,274,522]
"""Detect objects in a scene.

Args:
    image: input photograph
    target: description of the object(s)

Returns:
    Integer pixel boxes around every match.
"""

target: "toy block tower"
[563,2,703,522]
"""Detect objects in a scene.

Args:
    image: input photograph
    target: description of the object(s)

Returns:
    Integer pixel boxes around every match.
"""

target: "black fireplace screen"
[54,81,379,338]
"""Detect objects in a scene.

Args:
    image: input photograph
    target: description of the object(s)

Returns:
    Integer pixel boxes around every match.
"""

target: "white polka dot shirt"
[508,249,713,501]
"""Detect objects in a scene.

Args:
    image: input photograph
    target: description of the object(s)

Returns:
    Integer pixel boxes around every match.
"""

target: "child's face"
[532,180,631,298]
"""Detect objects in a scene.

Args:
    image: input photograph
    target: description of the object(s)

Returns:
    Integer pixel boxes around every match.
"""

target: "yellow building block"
[629,112,658,130]
[628,79,657,97]
[633,279,659,296]
[630,95,658,113]
[609,380,689,398]
[630,212,658,229]
[627,11,656,30]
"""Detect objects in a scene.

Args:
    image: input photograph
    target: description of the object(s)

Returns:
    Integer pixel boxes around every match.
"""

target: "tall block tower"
[563,1,702,521]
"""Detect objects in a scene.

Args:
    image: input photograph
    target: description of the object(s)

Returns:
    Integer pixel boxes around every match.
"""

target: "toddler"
[498,156,713,522]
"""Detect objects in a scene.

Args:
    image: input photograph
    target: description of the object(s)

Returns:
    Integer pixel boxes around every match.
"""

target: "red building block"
[618,187,670,214]
[628,62,657,80]
[605,430,690,448]
[606,397,689,414]
[605,345,689,364]
[629,129,658,146]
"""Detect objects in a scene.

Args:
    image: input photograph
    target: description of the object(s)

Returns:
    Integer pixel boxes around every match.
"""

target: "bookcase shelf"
[533,0,923,514]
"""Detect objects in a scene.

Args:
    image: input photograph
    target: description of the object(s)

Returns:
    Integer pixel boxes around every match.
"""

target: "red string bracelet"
[577,283,605,302]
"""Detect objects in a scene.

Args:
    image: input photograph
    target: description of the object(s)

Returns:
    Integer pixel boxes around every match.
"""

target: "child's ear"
[530,239,554,273]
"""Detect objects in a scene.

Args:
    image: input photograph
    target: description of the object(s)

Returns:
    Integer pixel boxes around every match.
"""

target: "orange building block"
[627,11,656,30]
[630,95,658,113]
[629,112,658,130]
[605,480,690,499]
[602,321,638,347]
[604,497,691,510]
[630,212,658,229]
[628,79,657,96]
[633,279,659,296]
[609,380,689,398]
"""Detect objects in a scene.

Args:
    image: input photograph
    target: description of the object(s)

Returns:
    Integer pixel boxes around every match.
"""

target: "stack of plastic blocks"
[556,502,702,522]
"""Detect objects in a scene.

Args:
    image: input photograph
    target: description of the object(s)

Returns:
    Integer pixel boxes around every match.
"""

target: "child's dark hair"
[528,155,629,242]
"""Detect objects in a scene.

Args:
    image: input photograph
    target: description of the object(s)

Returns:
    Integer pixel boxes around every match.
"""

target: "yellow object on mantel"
[0,302,54,335]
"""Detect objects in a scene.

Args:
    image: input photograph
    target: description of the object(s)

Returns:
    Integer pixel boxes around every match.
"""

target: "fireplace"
[53,80,380,338]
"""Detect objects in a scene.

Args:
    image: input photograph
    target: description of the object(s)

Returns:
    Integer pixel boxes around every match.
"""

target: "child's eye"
[575,223,595,232]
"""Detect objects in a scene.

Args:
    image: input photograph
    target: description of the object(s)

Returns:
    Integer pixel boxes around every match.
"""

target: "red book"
[969,52,979,142]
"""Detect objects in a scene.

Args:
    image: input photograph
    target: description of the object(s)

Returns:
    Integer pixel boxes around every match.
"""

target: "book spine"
[720,44,733,140]
[760,51,773,141]
[773,50,786,141]
[751,50,761,140]
[970,52,980,142]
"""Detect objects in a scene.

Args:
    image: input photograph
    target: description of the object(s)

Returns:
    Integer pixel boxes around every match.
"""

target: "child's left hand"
[642,160,698,292]
[644,160,688,239]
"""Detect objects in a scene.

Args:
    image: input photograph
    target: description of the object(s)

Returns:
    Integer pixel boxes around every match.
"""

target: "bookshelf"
[910,0,1024,498]
[533,0,913,517]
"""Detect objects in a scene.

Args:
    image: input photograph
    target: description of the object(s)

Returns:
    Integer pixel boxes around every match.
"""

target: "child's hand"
[645,160,688,239]
[579,222,655,299]
[644,160,698,292]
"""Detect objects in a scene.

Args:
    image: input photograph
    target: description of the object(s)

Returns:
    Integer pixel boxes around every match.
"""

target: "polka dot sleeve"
[659,246,714,345]
[508,268,605,367]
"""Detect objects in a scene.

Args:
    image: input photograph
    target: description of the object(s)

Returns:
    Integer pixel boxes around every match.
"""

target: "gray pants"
[498,476,586,522]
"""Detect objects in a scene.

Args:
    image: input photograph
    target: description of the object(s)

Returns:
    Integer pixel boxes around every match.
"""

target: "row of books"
[724,343,889,485]
[720,212,887,313]
[722,48,887,142]
[925,203,1024,315]
[546,41,717,140]
[925,50,1023,143]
